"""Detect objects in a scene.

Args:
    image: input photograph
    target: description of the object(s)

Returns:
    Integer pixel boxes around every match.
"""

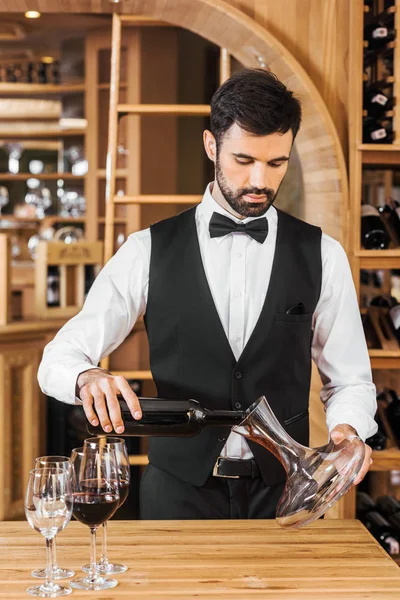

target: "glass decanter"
[232,395,365,528]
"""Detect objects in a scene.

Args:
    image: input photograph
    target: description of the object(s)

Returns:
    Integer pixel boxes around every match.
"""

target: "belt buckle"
[212,457,240,479]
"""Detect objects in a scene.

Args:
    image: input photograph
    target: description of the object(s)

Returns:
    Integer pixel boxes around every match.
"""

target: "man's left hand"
[330,423,373,486]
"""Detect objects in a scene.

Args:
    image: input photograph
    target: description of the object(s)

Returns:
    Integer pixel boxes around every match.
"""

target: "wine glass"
[4,142,23,174]
[25,468,73,597]
[69,446,120,590]
[32,457,75,580]
[0,186,9,215]
[82,437,130,575]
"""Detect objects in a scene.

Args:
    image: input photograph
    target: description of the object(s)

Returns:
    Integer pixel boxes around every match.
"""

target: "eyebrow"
[232,152,290,162]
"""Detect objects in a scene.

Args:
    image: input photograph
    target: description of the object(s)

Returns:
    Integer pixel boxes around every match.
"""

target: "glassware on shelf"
[24,467,73,597]
[10,235,21,258]
[27,234,40,259]
[232,395,365,529]
[59,190,86,217]
[4,142,23,174]
[54,226,84,244]
[29,160,44,175]
[25,179,52,219]
[0,186,9,215]
[64,145,88,176]
[116,232,126,248]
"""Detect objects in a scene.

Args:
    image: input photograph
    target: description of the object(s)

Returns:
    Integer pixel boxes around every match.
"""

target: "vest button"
[217,437,226,442]
[234,371,242,379]
[234,402,242,409]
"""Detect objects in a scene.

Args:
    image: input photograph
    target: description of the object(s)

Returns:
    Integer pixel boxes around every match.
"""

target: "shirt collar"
[198,182,275,244]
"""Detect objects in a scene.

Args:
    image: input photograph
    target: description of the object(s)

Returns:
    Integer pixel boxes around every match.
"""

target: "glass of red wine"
[82,437,130,574]
[32,456,75,580]
[69,446,120,591]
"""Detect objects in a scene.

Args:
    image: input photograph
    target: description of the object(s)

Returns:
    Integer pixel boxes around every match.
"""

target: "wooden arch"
[1,0,349,244]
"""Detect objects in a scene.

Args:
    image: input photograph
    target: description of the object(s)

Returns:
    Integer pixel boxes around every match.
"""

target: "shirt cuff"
[326,410,378,442]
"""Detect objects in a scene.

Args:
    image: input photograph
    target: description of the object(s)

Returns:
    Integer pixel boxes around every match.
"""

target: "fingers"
[116,376,142,420]
[80,388,98,426]
[100,379,125,434]
[353,445,373,486]
[93,390,113,433]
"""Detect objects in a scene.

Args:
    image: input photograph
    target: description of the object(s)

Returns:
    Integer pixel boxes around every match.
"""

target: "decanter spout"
[232,396,305,473]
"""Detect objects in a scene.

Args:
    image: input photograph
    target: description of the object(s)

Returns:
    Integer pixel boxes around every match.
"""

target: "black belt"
[212,457,260,479]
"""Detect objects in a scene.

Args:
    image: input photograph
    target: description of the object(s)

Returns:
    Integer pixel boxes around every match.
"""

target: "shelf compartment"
[357,250,400,268]
[0,83,85,96]
[0,173,85,181]
[113,194,202,205]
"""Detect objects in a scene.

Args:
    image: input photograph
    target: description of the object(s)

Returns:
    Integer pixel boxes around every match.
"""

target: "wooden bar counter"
[1,519,400,599]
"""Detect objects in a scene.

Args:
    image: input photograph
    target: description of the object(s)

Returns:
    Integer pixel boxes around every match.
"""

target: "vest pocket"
[275,312,313,323]
[284,409,309,426]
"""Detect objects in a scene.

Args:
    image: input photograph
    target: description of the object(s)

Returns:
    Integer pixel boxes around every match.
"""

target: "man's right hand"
[76,368,142,434]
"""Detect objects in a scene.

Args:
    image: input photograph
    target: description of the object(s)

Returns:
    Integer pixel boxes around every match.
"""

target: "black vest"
[143,206,322,486]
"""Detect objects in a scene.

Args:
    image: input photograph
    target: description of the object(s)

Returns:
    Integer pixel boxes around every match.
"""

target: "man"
[38,68,377,520]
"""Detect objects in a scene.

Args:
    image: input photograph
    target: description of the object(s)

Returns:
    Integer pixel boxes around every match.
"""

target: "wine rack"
[349,0,400,499]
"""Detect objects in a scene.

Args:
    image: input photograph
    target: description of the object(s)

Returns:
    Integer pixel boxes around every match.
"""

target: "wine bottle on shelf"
[356,491,377,519]
[362,116,393,143]
[376,495,400,518]
[361,510,400,554]
[363,86,393,118]
[47,266,60,307]
[385,389,400,440]
[379,199,400,243]
[361,204,390,249]
[86,397,245,437]
[364,21,395,51]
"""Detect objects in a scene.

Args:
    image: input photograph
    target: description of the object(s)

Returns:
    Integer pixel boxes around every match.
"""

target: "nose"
[249,163,268,191]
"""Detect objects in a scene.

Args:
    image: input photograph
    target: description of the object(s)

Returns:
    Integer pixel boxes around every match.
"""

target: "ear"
[203,129,217,162]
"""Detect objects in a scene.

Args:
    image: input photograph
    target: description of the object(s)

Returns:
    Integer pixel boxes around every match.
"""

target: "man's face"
[206,123,293,218]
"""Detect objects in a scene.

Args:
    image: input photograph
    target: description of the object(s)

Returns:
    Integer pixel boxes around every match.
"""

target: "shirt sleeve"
[37,232,149,405]
[312,234,378,442]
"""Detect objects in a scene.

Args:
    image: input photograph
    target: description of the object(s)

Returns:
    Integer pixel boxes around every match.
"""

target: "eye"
[270,163,284,168]
[235,159,252,165]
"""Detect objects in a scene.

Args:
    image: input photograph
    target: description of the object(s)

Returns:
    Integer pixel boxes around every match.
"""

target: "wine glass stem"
[99,521,109,567]
[89,527,97,581]
[52,536,59,570]
[45,537,55,588]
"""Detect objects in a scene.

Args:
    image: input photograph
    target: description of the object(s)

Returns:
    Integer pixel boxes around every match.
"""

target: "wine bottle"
[356,491,377,519]
[86,397,245,437]
[361,510,400,554]
[385,389,400,440]
[361,204,390,249]
[47,266,60,307]
[362,117,393,143]
[364,21,395,51]
[363,87,393,118]
[376,495,400,518]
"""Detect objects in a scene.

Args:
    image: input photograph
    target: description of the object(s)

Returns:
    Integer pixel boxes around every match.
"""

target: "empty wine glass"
[0,186,9,215]
[32,457,75,580]
[69,446,120,591]
[82,437,130,575]
[25,181,52,219]
[4,142,23,174]
[64,146,88,176]
[25,468,73,597]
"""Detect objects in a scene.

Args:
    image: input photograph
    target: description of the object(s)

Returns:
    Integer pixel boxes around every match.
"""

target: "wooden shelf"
[370,448,400,470]
[360,145,400,165]
[129,454,149,466]
[356,249,400,268]
[0,83,85,95]
[98,82,127,90]
[118,103,210,116]
[97,169,128,178]
[114,194,202,205]
[97,217,126,224]
[0,173,85,181]
[0,128,86,138]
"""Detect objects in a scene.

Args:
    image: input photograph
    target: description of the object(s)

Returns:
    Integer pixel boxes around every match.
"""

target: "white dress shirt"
[38,183,378,457]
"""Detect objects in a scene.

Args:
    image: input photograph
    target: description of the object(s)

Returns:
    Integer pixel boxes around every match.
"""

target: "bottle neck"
[203,408,244,427]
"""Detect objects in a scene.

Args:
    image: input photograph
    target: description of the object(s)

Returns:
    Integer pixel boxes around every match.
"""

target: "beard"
[216,154,277,218]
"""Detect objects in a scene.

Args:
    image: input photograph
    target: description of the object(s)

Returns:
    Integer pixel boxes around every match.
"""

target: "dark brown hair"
[210,68,302,147]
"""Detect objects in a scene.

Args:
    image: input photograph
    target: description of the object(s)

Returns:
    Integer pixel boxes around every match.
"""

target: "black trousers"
[139,463,286,519]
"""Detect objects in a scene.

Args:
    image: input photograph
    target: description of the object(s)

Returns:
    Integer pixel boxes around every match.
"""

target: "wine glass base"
[32,567,75,579]
[70,576,118,591]
[82,561,128,574]
[27,583,72,597]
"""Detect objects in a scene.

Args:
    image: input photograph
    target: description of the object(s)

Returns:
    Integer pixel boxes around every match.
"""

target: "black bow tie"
[209,212,269,244]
